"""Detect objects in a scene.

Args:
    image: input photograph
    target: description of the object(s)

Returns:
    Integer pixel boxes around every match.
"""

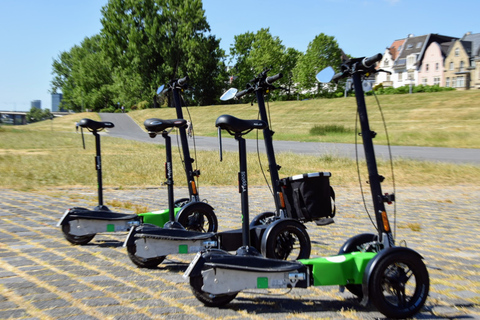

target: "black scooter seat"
[136,226,216,241]
[69,208,138,221]
[203,250,304,272]
[216,115,267,134]
[144,118,187,133]
[79,118,114,131]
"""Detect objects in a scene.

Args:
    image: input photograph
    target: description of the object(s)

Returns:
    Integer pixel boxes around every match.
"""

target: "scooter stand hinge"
[382,193,395,204]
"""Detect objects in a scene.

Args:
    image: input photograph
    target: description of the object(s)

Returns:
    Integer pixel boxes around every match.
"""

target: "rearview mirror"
[156,85,165,95]
[316,67,335,83]
[220,88,238,101]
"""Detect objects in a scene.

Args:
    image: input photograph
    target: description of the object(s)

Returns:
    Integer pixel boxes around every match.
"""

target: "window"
[422,78,428,85]
[434,77,440,85]
[398,73,403,81]
[446,77,450,87]
[455,48,460,56]
[460,61,465,72]
[450,62,454,70]
[435,63,439,71]
[416,42,423,48]
[425,64,429,72]
[452,77,456,87]
[384,59,389,67]
[457,76,464,87]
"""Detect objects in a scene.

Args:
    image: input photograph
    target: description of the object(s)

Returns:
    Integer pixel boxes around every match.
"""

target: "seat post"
[93,130,108,211]
[236,133,251,249]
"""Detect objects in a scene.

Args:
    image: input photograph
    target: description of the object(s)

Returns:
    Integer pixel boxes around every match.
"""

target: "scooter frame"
[184,54,430,319]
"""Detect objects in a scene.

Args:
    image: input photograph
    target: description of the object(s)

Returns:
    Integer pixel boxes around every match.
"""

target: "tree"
[100,0,226,107]
[50,35,115,112]
[293,33,344,94]
[229,28,299,99]
[26,107,53,123]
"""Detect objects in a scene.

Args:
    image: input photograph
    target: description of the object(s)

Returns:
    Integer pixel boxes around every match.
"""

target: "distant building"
[31,100,41,109]
[52,93,63,112]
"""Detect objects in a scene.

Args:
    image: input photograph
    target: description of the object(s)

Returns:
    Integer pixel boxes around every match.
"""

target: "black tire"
[126,243,165,269]
[368,251,429,319]
[174,198,190,208]
[177,204,218,233]
[249,211,276,227]
[190,273,237,307]
[338,233,377,297]
[61,223,95,245]
[262,220,311,260]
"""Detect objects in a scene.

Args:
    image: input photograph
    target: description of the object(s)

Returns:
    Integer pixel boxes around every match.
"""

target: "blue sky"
[1,0,478,111]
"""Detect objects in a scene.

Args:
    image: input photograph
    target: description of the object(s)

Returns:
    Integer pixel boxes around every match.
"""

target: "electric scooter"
[57,119,143,245]
[184,54,429,319]
[58,77,217,245]
[124,73,330,267]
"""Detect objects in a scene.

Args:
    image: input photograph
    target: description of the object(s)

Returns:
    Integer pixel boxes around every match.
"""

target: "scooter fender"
[176,201,214,223]
[57,207,88,227]
[360,246,424,306]
[260,218,307,255]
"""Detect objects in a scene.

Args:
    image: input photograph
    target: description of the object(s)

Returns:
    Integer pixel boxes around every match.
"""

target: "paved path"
[1,185,479,319]
[99,113,480,165]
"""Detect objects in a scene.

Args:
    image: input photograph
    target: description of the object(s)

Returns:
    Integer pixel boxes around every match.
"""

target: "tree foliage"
[293,33,344,93]
[26,107,53,123]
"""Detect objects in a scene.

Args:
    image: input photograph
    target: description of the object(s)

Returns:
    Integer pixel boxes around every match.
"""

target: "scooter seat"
[136,227,216,241]
[203,250,304,272]
[68,208,138,221]
[216,115,267,134]
[144,118,187,133]
[79,118,114,131]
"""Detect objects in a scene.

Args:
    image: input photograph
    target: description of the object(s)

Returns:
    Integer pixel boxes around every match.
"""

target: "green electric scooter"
[184,54,429,319]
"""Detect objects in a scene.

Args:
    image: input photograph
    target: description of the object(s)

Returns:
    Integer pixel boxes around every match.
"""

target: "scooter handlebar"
[362,53,382,68]
[332,72,345,83]
[266,73,283,85]
[235,88,251,99]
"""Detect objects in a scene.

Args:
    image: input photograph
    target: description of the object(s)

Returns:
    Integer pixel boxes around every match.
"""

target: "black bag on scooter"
[279,172,335,225]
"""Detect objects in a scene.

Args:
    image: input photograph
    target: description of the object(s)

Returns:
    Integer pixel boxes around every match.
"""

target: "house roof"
[388,39,405,60]
[462,33,480,56]
[394,34,458,69]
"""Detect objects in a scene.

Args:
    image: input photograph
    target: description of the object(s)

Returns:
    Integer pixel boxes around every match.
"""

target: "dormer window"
[416,42,422,48]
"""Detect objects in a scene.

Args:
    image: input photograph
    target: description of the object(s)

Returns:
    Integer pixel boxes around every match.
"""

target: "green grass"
[129,90,480,148]
[1,90,480,190]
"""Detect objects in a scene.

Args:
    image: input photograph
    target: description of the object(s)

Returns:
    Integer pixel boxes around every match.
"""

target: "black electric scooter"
[184,54,429,319]
[57,119,143,245]
[124,73,324,267]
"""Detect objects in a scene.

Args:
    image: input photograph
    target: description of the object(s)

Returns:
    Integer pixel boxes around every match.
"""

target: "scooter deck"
[135,226,216,241]
[299,251,376,286]
[68,209,138,221]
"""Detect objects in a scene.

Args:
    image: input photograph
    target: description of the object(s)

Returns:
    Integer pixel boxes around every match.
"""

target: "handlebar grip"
[362,53,382,68]
[235,89,251,99]
[266,73,283,85]
[177,76,188,86]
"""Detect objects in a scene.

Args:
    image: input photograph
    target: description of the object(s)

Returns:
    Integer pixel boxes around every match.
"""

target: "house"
[376,39,405,87]
[417,40,454,86]
[444,32,480,89]
[389,34,458,88]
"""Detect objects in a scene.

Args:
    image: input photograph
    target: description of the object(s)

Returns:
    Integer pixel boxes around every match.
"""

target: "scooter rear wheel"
[368,250,429,319]
[174,198,190,208]
[177,203,218,233]
[262,220,311,260]
[190,273,238,307]
[61,224,95,245]
[126,244,165,269]
[249,211,276,227]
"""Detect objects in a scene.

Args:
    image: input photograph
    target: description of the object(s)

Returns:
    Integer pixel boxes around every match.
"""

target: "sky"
[1,0,478,112]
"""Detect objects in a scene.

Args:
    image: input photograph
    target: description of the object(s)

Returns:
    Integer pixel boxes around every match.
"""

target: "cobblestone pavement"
[0,185,479,319]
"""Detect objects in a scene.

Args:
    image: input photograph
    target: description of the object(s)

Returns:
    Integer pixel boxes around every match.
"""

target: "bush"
[310,124,353,136]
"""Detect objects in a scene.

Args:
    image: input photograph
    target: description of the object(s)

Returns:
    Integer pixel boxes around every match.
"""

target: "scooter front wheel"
[249,211,276,227]
[126,244,165,269]
[190,273,238,307]
[262,220,311,260]
[368,250,429,319]
[177,203,218,233]
[61,224,95,245]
